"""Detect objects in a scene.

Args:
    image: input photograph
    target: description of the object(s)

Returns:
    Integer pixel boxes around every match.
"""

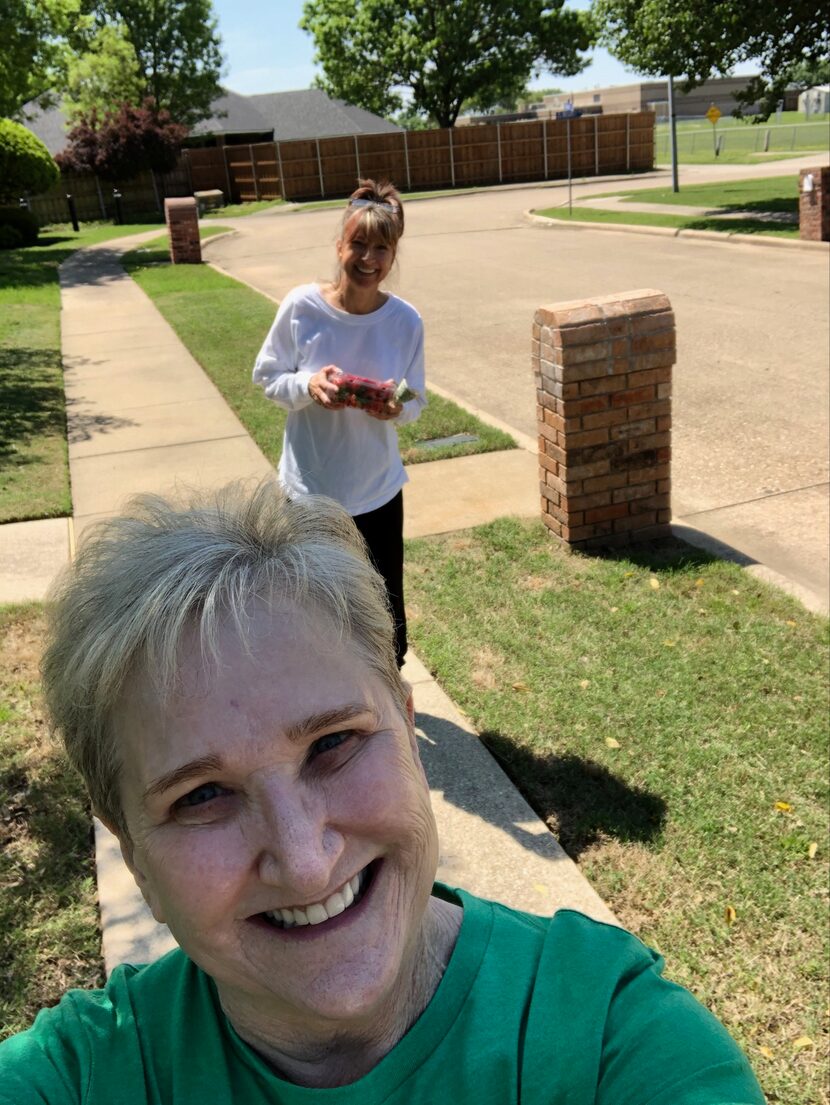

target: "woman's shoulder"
[385,293,423,325]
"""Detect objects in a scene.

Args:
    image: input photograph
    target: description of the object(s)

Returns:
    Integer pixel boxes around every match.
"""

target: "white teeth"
[324,890,346,918]
[265,866,369,928]
[306,903,328,925]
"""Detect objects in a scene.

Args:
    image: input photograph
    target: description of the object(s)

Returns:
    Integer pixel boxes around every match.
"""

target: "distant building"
[543,76,764,119]
[22,87,400,157]
[798,86,830,116]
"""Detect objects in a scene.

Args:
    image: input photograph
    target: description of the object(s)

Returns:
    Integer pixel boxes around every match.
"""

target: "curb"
[524,209,830,251]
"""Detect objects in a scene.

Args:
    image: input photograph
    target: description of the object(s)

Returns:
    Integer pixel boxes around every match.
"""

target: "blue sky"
[211,0,749,100]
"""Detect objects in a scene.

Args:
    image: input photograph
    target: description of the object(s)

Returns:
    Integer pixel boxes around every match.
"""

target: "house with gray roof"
[23,87,399,157]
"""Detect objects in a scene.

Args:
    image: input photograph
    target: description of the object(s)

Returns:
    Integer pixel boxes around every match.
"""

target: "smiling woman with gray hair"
[0,482,764,1104]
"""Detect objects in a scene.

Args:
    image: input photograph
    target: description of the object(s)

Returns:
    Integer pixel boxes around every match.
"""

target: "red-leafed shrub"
[56,100,188,181]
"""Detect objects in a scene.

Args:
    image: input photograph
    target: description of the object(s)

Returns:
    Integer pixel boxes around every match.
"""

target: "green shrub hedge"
[0,205,39,248]
[0,119,59,204]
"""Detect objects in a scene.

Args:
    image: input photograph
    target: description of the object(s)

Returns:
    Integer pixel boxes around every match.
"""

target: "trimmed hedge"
[0,206,39,248]
[0,119,59,204]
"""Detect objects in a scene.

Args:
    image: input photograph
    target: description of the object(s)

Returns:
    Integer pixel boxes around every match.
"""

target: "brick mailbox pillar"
[164,197,201,263]
[533,289,675,548]
[799,167,830,242]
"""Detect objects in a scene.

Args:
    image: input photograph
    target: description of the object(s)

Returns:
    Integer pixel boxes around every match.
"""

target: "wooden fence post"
[594,115,599,175]
[249,145,260,201]
[354,135,361,182]
[497,123,503,183]
[403,131,411,191]
[543,119,548,179]
[316,139,325,197]
[448,128,455,188]
[626,114,630,172]
[222,146,233,204]
[275,141,286,200]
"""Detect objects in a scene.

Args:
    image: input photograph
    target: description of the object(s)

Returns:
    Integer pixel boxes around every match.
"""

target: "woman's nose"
[254,781,343,893]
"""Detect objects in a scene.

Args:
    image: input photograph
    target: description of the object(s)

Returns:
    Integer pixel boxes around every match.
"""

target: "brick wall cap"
[535,290,670,330]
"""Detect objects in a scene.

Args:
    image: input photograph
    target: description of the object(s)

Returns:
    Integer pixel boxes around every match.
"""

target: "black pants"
[352,491,407,668]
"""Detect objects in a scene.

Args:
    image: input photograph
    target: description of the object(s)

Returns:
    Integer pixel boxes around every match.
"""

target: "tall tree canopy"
[63,20,144,122]
[96,0,224,126]
[0,0,87,119]
[300,0,594,128]
[1,0,224,127]
[593,0,830,118]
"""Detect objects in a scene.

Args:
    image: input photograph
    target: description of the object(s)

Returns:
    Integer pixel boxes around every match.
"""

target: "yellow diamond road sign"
[706,105,721,124]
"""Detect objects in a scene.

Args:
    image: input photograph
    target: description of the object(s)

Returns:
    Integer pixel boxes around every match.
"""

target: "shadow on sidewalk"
[417,711,666,863]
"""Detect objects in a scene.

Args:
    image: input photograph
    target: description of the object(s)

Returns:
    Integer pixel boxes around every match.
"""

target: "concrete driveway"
[206,159,830,611]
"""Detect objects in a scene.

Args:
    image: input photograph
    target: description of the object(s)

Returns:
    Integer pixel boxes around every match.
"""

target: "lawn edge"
[524,209,829,251]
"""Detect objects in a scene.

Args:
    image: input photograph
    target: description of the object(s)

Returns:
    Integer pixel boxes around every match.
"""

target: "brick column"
[164,197,202,263]
[533,289,675,548]
[799,167,830,242]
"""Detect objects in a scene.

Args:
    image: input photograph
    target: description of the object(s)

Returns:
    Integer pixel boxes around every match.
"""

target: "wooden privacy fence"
[183,112,654,203]
[22,112,652,224]
[25,164,191,227]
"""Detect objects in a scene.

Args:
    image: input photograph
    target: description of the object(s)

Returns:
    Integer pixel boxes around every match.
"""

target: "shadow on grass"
[416,709,666,862]
[0,347,66,465]
[481,732,667,859]
[582,533,757,574]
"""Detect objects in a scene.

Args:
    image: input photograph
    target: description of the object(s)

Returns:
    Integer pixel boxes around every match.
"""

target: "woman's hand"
[308,365,347,409]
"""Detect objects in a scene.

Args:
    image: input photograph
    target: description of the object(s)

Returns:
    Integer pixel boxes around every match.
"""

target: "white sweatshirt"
[252,284,426,516]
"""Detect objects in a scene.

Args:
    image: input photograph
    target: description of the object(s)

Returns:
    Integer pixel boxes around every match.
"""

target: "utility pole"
[667,74,679,192]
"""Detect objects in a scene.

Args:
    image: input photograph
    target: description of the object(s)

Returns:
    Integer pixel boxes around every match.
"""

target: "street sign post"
[706,104,722,155]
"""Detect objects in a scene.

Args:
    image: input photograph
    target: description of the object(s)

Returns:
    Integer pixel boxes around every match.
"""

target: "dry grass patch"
[0,605,104,1038]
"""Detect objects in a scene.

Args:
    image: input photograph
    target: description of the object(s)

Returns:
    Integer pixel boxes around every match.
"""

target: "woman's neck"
[222,896,462,1089]
[323,280,387,316]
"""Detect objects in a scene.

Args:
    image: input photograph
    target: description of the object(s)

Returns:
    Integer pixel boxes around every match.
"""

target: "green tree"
[593,0,830,118]
[301,0,594,128]
[63,21,143,122]
[99,0,225,126]
[0,0,88,118]
[0,119,59,202]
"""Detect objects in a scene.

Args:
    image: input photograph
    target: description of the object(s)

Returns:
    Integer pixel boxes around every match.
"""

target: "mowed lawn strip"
[0,603,104,1038]
[0,223,165,522]
[404,517,829,1105]
[0,222,170,523]
[537,175,801,239]
[123,240,515,465]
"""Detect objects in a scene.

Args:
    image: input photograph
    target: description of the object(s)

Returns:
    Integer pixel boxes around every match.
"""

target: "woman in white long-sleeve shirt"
[252,179,425,667]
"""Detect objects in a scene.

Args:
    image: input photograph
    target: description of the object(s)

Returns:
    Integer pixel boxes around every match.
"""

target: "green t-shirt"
[0,885,765,1104]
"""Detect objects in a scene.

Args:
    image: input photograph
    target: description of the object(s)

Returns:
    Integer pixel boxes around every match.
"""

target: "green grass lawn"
[0,222,163,523]
[537,205,799,238]
[537,175,801,238]
[0,603,104,1038]
[405,517,829,1105]
[614,175,799,211]
[122,239,515,465]
[655,112,829,165]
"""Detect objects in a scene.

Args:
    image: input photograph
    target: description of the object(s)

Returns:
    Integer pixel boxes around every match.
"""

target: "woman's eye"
[174,782,229,809]
[309,730,351,760]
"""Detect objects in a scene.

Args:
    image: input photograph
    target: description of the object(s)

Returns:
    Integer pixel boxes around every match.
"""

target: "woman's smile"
[259,862,374,931]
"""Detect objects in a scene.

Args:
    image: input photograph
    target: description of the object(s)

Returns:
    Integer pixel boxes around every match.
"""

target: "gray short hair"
[42,481,407,837]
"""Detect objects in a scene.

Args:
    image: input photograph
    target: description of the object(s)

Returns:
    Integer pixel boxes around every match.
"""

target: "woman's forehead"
[342,209,396,245]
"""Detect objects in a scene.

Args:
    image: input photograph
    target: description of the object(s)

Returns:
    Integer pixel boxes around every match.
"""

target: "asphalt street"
[206,158,830,610]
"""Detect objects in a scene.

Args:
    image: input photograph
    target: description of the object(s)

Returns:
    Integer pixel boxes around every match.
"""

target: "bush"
[0,224,24,250]
[0,120,59,204]
[0,206,39,248]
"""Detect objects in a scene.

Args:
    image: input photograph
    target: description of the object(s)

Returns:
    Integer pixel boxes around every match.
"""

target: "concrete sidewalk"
[48,238,613,971]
